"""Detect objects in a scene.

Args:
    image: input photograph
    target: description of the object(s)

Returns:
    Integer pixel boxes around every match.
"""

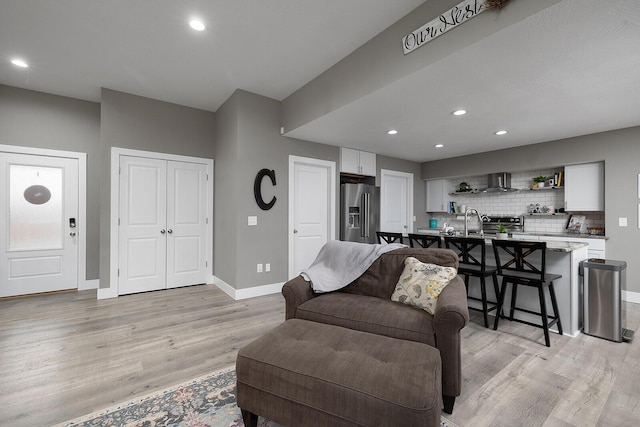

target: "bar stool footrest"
[506,307,562,334]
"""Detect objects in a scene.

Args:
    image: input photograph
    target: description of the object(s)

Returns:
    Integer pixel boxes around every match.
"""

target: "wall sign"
[254,168,277,210]
[402,0,487,55]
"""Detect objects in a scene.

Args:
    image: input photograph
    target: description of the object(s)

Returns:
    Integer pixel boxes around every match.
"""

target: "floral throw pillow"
[391,257,457,315]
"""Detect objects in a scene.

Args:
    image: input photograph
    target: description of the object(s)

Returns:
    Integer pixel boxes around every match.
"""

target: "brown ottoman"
[236,319,442,427]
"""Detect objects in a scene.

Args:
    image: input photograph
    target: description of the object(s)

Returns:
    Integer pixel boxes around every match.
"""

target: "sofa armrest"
[433,276,469,397]
[282,275,315,320]
[434,276,469,330]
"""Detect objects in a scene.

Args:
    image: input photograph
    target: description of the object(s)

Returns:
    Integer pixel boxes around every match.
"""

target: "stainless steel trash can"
[581,259,633,342]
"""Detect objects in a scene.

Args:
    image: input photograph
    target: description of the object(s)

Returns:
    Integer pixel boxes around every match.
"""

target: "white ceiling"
[0,0,424,110]
[2,0,639,163]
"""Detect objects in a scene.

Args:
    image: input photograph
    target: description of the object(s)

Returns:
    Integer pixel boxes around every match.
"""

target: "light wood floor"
[1,284,639,427]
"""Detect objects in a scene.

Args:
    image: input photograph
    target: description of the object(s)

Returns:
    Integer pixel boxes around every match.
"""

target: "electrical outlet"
[257,263,263,273]
[265,263,271,272]
[619,217,628,227]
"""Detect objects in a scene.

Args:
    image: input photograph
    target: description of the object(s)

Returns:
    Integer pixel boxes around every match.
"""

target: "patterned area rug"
[58,366,457,427]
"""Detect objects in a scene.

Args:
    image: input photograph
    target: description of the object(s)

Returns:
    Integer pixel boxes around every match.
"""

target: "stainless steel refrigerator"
[340,183,380,244]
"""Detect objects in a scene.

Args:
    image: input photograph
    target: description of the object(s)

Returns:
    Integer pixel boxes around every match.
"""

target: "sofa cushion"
[391,257,458,315]
[340,248,460,300]
[296,293,436,346]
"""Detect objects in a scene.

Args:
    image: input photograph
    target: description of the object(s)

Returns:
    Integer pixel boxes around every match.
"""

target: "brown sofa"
[282,247,469,414]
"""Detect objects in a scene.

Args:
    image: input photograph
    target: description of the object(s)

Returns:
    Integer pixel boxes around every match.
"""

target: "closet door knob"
[161,229,166,234]
[167,229,173,234]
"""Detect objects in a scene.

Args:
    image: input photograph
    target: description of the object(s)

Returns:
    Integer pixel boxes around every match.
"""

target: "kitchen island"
[416,232,588,337]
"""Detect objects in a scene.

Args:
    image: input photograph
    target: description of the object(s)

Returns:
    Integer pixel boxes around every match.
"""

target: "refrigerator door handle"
[363,192,370,238]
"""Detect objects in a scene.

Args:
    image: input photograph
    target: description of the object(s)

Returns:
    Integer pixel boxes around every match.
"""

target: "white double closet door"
[119,156,208,295]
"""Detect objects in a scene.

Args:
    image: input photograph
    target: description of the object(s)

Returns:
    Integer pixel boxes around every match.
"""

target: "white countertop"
[511,231,608,240]
[541,241,589,252]
[413,231,588,252]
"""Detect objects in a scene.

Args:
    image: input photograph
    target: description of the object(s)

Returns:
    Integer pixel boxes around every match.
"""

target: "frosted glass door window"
[9,164,63,250]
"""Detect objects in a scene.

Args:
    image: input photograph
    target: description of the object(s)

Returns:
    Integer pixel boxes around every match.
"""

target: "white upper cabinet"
[340,147,376,176]
[425,179,453,213]
[564,162,604,211]
[358,151,376,176]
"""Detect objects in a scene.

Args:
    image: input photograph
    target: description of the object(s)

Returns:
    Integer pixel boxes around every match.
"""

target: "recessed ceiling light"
[11,58,29,68]
[495,130,508,136]
[434,144,444,148]
[452,109,467,116]
[387,129,398,135]
[189,19,206,31]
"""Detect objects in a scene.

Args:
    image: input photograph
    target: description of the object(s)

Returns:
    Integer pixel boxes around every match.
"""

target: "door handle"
[161,229,166,234]
[293,229,298,234]
[167,229,173,234]
[70,232,76,237]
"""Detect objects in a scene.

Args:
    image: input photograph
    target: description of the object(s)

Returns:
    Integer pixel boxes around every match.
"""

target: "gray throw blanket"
[301,240,407,293]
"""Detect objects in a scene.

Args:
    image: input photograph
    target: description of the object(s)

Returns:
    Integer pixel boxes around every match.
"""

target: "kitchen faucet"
[464,208,484,237]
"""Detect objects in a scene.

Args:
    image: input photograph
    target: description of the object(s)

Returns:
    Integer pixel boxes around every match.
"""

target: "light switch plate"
[619,217,627,227]
[248,216,257,226]
[265,263,271,272]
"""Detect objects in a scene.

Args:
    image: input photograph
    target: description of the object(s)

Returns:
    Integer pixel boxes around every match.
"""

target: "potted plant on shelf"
[532,176,548,188]
[496,222,509,239]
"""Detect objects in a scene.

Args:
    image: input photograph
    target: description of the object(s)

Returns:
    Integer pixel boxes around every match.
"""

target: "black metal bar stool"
[407,233,441,248]
[492,239,563,347]
[444,236,500,328]
[376,231,404,244]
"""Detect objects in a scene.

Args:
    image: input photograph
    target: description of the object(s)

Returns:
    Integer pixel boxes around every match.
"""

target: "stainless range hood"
[480,172,518,192]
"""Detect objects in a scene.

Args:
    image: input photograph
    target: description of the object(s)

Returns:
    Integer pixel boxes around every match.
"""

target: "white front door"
[119,156,167,295]
[289,156,336,278]
[380,169,414,236]
[166,161,208,288]
[0,153,78,297]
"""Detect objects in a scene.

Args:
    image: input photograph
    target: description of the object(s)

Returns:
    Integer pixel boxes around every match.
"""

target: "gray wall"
[214,90,429,289]
[421,126,640,293]
[99,89,216,290]
[214,90,340,289]
[1,84,426,293]
[0,85,101,279]
[212,91,239,285]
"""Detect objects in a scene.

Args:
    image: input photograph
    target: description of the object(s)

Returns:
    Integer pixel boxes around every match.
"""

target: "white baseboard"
[97,286,118,300]
[79,279,99,291]
[623,290,640,304]
[213,276,284,300]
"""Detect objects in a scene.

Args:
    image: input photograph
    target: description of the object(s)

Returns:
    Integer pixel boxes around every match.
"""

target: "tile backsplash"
[427,169,605,234]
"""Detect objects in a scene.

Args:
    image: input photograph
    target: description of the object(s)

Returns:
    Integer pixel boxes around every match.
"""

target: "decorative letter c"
[254,169,276,210]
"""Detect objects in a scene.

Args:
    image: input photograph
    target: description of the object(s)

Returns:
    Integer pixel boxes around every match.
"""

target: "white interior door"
[289,156,336,278]
[166,161,208,288]
[0,153,78,297]
[380,169,413,236]
[119,156,167,295]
